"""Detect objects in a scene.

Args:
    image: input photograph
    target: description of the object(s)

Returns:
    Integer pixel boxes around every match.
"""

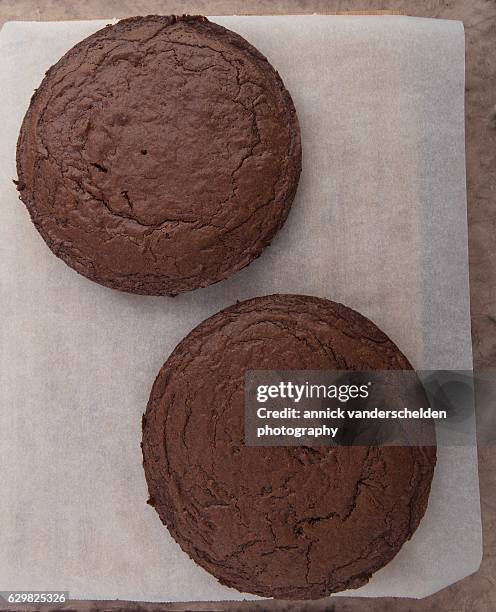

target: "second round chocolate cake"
[16,15,301,295]
[142,294,436,599]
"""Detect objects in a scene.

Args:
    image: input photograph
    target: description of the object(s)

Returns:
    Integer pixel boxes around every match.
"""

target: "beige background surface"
[1,1,495,611]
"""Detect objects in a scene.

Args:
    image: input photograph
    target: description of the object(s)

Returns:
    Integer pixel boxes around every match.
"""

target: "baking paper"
[0,15,481,601]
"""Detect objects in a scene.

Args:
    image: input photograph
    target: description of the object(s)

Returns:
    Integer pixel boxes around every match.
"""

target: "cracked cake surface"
[142,294,436,599]
[16,15,301,295]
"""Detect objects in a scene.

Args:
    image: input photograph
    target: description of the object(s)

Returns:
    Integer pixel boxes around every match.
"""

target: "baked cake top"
[142,294,436,599]
[17,16,301,295]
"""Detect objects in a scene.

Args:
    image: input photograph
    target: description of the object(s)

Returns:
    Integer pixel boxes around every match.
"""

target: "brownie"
[16,16,301,295]
[142,294,436,599]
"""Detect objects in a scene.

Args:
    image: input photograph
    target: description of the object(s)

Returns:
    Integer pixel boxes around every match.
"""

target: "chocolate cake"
[16,16,301,295]
[142,294,436,599]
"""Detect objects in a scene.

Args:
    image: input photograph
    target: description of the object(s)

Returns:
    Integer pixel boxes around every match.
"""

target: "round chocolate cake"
[142,294,436,599]
[16,16,301,295]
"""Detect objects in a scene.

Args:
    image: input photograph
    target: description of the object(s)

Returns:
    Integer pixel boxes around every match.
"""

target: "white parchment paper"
[0,16,482,601]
